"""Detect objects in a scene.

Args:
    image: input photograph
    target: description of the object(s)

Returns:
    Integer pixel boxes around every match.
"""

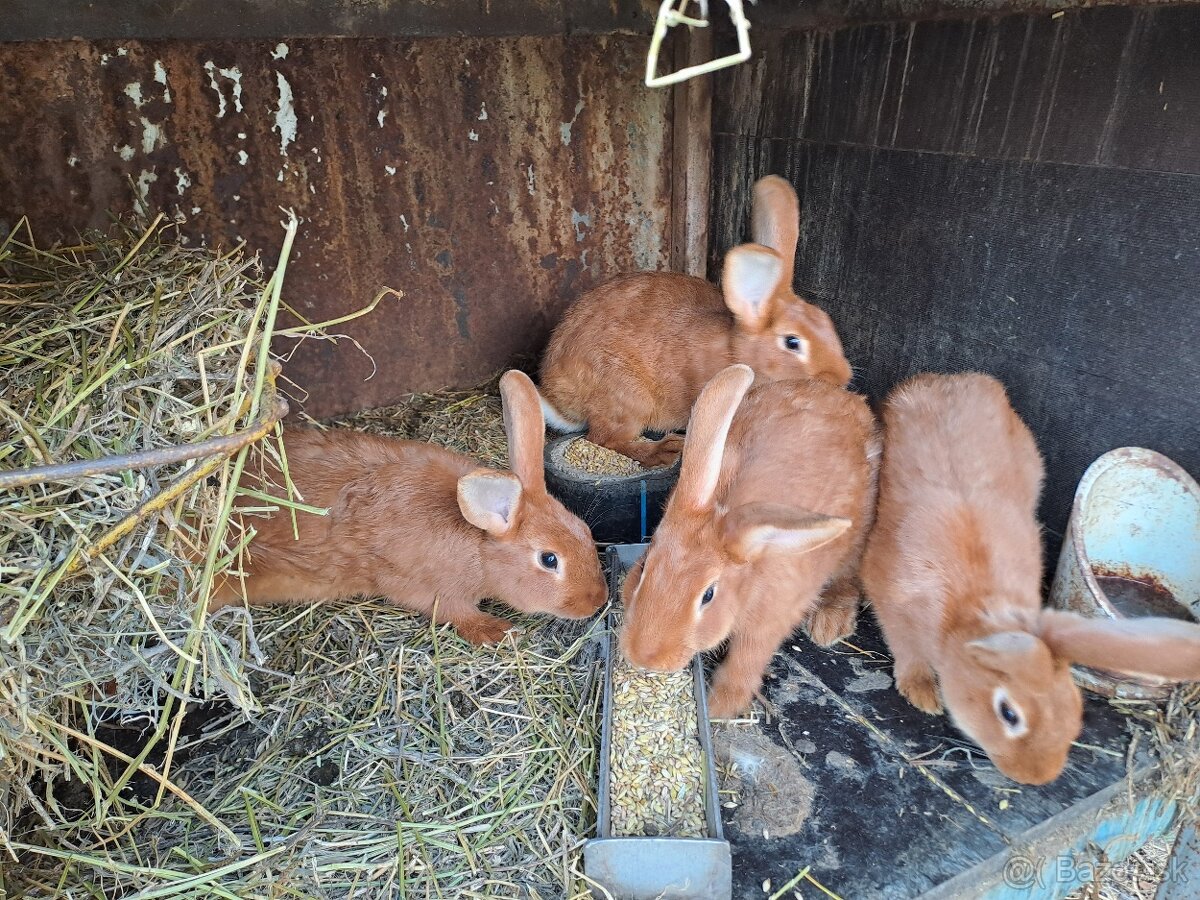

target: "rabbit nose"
[620,628,687,673]
[635,649,689,673]
[1000,752,1067,786]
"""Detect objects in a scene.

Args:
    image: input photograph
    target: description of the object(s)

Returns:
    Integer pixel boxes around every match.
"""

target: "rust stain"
[1090,565,1192,622]
[0,36,672,419]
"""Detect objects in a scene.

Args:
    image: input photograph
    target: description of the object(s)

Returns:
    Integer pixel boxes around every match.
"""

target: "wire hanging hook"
[645,0,752,88]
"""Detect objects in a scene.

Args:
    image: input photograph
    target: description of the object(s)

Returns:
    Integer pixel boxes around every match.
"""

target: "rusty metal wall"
[3,0,1181,43]
[1,0,659,41]
[0,37,671,418]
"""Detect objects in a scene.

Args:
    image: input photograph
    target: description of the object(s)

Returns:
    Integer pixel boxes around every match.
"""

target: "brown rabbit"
[619,365,878,718]
[861,372,1200,784]
[538,176,852,469]
[209,370,607,643]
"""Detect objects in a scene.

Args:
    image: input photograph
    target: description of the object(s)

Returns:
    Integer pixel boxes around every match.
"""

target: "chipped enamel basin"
[1050,447,1200,700]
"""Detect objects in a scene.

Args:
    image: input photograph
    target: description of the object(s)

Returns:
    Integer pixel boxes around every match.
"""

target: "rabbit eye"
[993,688,1027,736]
[539,551,559,571]
[783,334,805,353]
[999,701,1018,726]
[700,584,716,606]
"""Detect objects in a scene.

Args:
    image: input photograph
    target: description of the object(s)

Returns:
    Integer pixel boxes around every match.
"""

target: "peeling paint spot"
[571,208,593,243]
[478,102,488,121]
[233,194,241,201]
[309,184,316,194]
[238,132,247,140]
[377,109,388,128]
[277,169,284,182]
[271,42,289,60]
[124,82,145,108]
[385,165,397,176]
[67,155,79,167]
[115,144,135,162]
[380,86,388,98]
[468,130,479,141]
[139,117,164,154]
[238,150,249,165]
[525,163,536,196]
[274,72,297,156]
[191,206,201,215]
[153,61,171,103]
[203,61,243,118]
[560,99,585,146]
[174,167,191,195]
[133,169,158,216]
[399,214,409,232]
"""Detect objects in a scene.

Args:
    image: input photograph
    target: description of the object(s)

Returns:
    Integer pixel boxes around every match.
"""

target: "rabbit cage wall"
[0,5,677,896]
[707,1,1200,569]
[4,0,1200,895]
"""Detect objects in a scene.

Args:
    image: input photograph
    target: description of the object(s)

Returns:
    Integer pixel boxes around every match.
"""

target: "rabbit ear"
[500,370,546,493]
[675,365,755,511]
[751,175,799,288]
[1040,610,1200,682]
[458,470,524,536]
[723,245,785,330]
[723,502,851,562]
[966,631,1053,675]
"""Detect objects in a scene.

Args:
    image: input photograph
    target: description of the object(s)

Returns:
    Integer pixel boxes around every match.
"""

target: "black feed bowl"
[543,434,681,544]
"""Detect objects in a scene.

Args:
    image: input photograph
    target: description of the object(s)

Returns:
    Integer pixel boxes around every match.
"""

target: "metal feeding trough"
[1050,447,1200,700]
[584,544,731,900]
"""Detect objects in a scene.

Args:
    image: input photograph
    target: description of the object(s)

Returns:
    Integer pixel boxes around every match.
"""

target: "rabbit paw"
[706,681,753,720]
[805,602,858,647]
[627,433,684,469]
[457,613,518,646]
[897,666,942,715]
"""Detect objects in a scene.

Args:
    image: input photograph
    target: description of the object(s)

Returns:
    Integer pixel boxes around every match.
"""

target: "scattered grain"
[607,602,707,838]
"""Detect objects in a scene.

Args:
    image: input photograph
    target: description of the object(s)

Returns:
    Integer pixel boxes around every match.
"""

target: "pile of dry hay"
[3,219,602,898]
[1,213,296,856]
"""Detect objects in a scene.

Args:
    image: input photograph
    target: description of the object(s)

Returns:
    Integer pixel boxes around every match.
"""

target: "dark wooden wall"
[710,4,1200,563]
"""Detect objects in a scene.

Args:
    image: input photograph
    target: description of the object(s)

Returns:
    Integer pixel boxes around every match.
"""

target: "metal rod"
[66,399,287,573]
[0,397,288,491]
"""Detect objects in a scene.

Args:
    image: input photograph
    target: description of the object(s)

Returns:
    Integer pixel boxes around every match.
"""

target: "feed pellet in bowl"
[563,438,644,477]
[609,642,708,837]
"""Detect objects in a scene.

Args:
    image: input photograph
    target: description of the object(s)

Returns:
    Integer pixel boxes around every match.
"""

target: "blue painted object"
[1050,447,1200,699]
[639,480,648,542]
[982,796,1178,900]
